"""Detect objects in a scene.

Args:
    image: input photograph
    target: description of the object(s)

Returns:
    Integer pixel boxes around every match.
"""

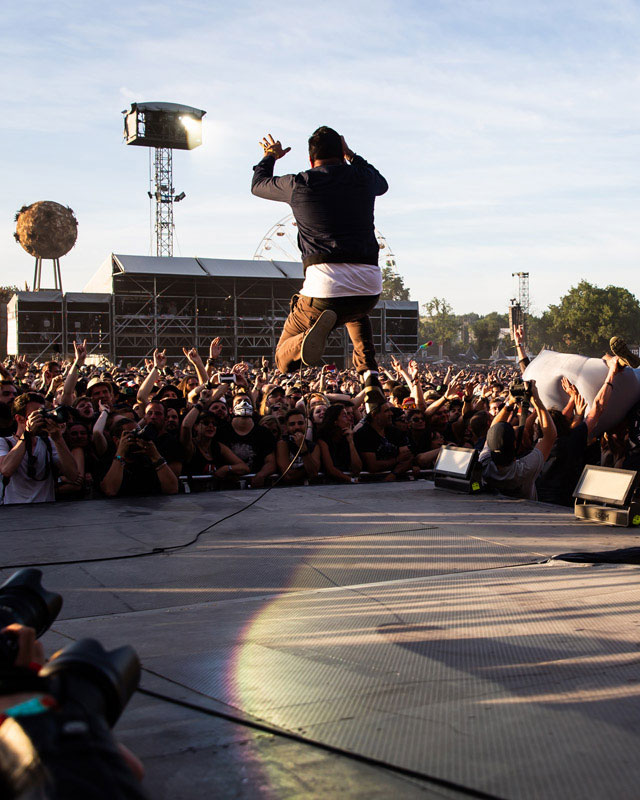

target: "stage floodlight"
[573,464,640,527]
[174,192,186,202]
[433,445,483,494]
[124,102,206,151]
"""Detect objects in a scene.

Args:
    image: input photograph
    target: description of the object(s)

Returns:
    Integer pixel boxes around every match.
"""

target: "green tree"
[0,285,18,303]
[471,312,509,357]
[541,281,640,355]
[421,297,460,352]
[380,267,410,300]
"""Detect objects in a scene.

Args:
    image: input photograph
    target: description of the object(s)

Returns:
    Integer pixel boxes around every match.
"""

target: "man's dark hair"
[391,386,410,403]
[13,392,45,418]
[44,361,59,372]
[111,418,136,439]
[308,126,343,162]
[285,408,305,423]
[469,411,491,439]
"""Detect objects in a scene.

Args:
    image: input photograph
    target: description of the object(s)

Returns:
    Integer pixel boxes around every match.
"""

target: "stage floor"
[4,482,640,799]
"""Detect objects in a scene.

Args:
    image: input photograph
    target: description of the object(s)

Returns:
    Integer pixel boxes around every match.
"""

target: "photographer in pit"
[0,570,147,799]
[100,418,178,497]
[0,393,79,505]
[479,379,556,500]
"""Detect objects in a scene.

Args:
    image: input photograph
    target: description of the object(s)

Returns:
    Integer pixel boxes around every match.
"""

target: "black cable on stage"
[552,547,640,564]
[1,367,312,571]
[137,685,507,800]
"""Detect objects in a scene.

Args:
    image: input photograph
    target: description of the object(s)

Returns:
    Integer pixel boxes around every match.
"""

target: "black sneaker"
[300,310,337,367]
[363,373,385,414]
[610,336,640,368]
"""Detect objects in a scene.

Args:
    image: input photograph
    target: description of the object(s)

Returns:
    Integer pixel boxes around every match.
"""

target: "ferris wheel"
[253,212,398,270]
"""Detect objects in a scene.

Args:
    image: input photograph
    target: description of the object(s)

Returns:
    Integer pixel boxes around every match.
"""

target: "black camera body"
[509,378,532,403]
[0,570,62,667]
[39,406,72,425]
[130,423,158,443]
[0,570,145,799]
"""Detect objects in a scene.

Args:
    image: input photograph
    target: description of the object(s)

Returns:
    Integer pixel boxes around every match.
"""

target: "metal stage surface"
[4,482,640,799]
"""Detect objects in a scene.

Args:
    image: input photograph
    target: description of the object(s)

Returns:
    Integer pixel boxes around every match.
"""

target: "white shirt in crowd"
[0,435,60,504]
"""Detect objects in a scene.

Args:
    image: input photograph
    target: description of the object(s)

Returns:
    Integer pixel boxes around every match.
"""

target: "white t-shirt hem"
[301,262,382,298]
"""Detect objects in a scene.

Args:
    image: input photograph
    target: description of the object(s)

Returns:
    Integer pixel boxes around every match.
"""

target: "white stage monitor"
[573,464,638,507]
[434,445,477,480]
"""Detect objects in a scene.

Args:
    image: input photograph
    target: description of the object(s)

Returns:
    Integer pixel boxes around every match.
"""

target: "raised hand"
[341,135,354,162]
[15,356,29,378]
[575,392,588,416]
[209,337,222,359]
[561,376,577,397]
[73,338,87,366]
[182,346,199,364]
[153,349,167,370]
[260,134,291,160]
[513,324,525,346]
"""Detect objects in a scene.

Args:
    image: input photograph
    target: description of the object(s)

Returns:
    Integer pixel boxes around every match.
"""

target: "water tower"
[14,201,78,291]
[123,102,206,256]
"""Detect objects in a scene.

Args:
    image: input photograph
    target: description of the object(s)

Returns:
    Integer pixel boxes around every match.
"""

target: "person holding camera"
[100,419,178,497]
[0,393,79,505]
[479,381,557,500]
[0,569,147,799]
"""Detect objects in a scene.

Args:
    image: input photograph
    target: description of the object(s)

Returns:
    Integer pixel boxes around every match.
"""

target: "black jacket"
[251,154,388,269]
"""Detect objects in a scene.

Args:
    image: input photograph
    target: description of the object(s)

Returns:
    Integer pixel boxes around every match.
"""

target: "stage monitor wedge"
[573,464,640,527]
[434,445,483,494]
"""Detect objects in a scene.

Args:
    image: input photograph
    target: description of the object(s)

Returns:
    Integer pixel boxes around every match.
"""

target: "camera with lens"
[0,569,62,667]
[0,570,144,799]
[130,422,158,442]
[509,378,533,404]
[39,405,72,425]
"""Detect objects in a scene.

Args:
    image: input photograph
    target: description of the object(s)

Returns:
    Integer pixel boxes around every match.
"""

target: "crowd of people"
[0,327,637,506]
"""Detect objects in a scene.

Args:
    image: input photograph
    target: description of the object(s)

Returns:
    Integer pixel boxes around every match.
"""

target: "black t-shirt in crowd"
[218,423,275,472]
[104,457,162,498]
[185,441,224,475]
[319,435,352,472]
[354,423,406,461]
[536,421,588,506]
[155,432,184,467]
[283,436,316,470]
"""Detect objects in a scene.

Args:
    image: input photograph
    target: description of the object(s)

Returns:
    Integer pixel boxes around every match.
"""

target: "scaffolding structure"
[152,148,174,257]
[510,271,530,347]
[5,255,419,364]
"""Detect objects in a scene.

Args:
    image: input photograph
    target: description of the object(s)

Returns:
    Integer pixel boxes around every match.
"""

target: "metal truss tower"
[152,148,174,257]
[512,272,530,314]
[123,101,206,257]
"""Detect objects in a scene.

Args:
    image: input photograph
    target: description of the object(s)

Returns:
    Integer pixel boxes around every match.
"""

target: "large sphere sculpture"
[14,201,78,259]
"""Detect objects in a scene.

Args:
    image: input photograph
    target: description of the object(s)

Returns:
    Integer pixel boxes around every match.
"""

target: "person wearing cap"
[479,381,556,500]
[87,376,114,410]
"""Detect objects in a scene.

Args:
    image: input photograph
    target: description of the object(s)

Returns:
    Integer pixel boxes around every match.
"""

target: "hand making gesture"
[73,338,88,366]
[259,134,291,160]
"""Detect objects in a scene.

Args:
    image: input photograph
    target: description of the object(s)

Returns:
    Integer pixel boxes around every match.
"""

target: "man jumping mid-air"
[251,126,388,411]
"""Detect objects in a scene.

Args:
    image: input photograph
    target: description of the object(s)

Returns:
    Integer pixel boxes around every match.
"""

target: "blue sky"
[2,0,639,315]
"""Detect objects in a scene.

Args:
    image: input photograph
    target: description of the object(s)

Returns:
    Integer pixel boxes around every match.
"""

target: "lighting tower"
[513,271,530,315]
[123,102,206,256]
[509,271,530,347]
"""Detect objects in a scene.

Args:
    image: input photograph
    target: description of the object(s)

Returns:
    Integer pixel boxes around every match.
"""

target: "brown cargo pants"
[275,294,380,374]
